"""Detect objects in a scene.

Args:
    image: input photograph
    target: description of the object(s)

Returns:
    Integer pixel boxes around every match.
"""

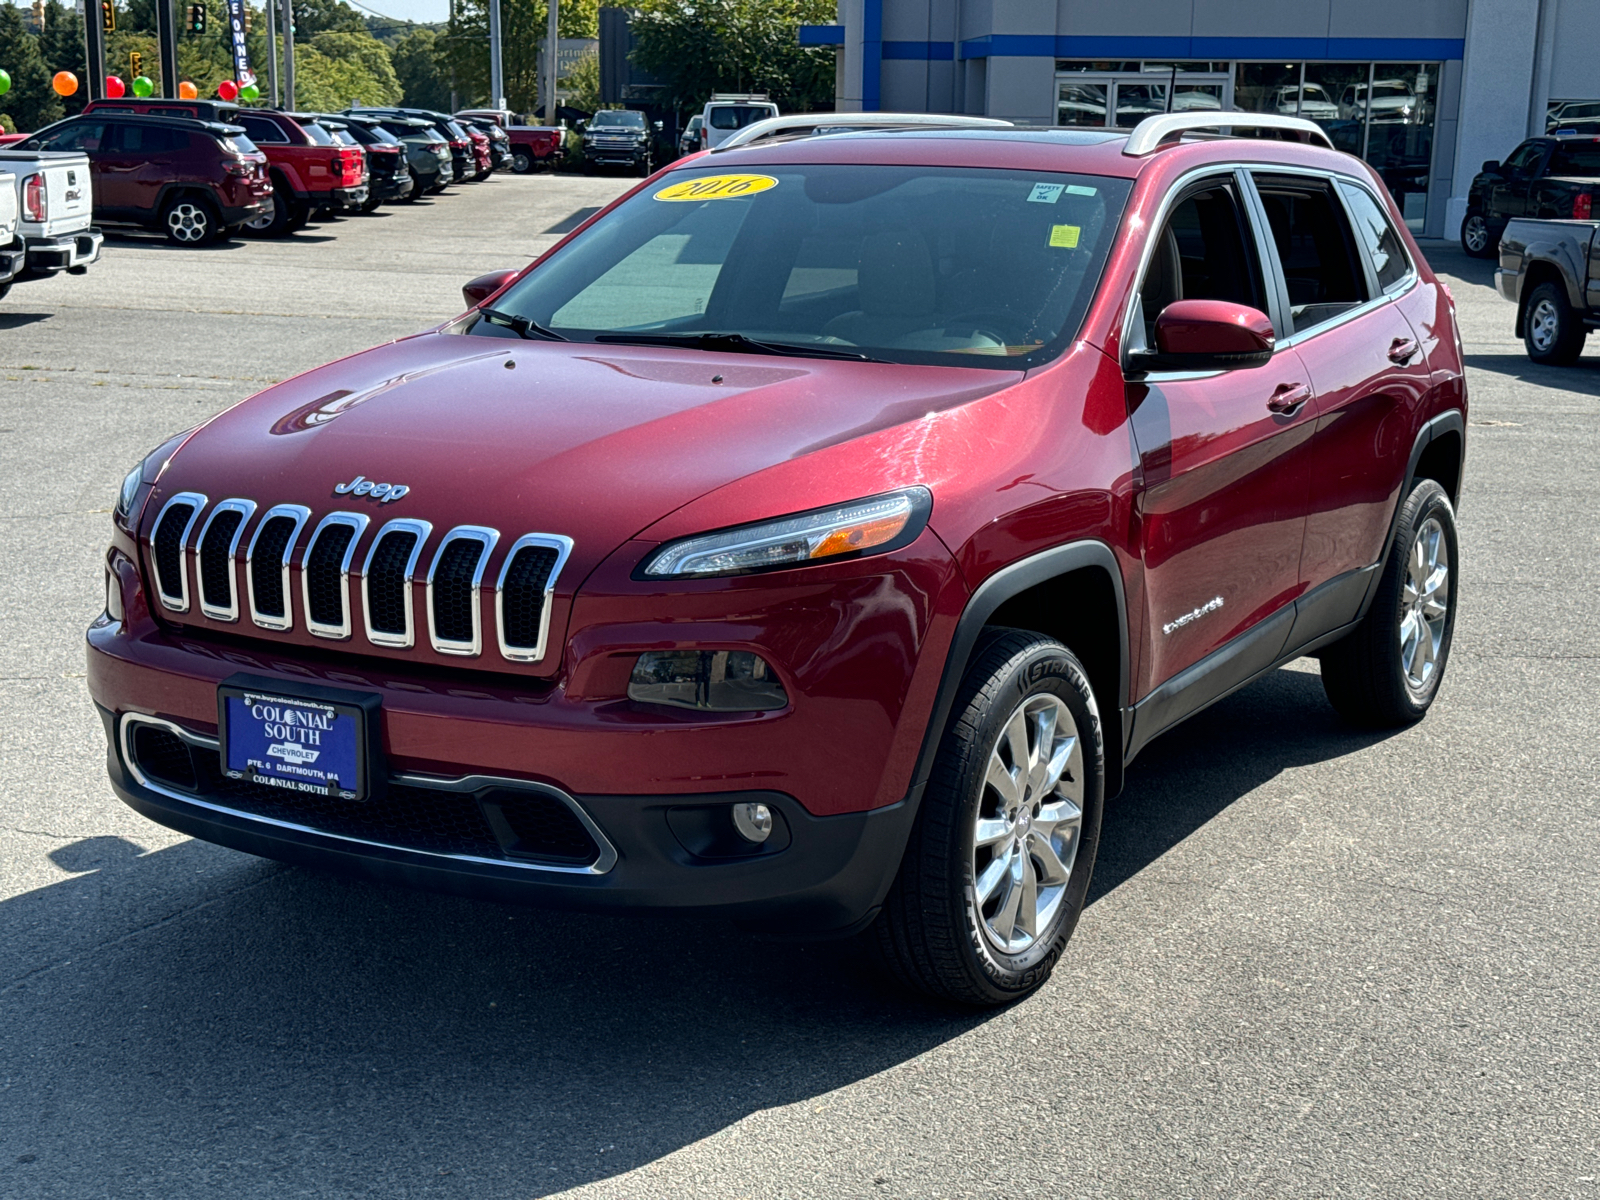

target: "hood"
[154,331,1022,589]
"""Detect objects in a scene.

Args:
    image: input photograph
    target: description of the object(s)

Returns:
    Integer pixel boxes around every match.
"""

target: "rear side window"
[1252,174,1369,335]
[112,123,188,154]
[1338,182,1411,292]
[238,115,288,144]
[1139,177,1265,344]
[301,123,336,146]
[1549,143,1600,177]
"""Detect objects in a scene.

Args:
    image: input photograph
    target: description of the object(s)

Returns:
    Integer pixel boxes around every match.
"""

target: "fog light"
[732,801,773,844]
[628,650,787,711]
[106,567,124,622]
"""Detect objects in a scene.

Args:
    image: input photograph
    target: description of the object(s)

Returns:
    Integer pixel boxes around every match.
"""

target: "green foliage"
[291,29,401,109]
[629,0,835,114]
[392,27,450,110]
[288,0,368,39]
[562,47,598,115]
[38,0,87,115]
[442,0,597,113]
[0,2,63,132]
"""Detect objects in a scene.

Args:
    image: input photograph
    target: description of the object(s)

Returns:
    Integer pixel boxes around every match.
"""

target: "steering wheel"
[939,308,1021,347]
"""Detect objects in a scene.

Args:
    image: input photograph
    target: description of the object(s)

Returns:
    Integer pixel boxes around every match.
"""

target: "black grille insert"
[152,502,195,602]
[250,515,297,619]
[199,509,244,612]
[500,545,559,651]
[305,522,357,629]
[365,530,417,636]
[431,537,485,645]
[125,723,600,866]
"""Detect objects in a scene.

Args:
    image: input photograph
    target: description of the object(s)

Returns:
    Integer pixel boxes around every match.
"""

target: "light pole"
[488,0,504,110]
[546,0,559,122]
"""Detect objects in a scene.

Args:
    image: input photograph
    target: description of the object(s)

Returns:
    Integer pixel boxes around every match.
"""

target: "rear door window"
[1251,174,1370,336]
[1337,182,1412,292]
[708,105,773,131]
[1549,142,1600,177]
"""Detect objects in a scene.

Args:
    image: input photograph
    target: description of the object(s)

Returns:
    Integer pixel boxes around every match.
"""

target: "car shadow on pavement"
[0,311,53,330]
[1462,351,1600,393]
[0,665,1393,1197]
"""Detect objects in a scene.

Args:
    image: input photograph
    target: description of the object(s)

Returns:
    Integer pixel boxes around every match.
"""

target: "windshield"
[472,164,1129,369]
[709,105,773,130]
[592,111,645,129]
[302,123,336,146]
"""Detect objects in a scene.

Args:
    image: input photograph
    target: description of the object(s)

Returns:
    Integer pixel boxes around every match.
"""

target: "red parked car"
[83,99,368,235]
[89,113,1466,1005]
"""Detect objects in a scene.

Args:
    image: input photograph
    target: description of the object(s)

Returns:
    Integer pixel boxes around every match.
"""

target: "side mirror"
[1133,300,1275,372]
[462,268,519,309]
[1482,159,1500,173]
[654,120,664,131]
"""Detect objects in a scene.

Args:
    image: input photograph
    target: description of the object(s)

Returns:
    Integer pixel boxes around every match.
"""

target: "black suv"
[19,113,270,245]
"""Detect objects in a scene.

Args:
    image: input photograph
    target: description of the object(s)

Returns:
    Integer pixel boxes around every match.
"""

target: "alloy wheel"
[244,193,278,231]
[1463,215,1488,253]
[1528,297,1560,353]
[1399,516,1450,692]
[971,694,1084,955]
[512,152,531,173]
[167,202,210,243]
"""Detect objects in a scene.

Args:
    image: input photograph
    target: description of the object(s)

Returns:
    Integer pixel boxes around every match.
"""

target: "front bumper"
[24,226,103,274]
[586,142,646,165]
[98,700,913,933]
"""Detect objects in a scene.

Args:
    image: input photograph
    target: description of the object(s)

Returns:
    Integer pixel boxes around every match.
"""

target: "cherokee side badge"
[334,475,410,503]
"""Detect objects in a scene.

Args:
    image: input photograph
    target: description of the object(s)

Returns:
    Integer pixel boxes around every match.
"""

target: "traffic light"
[129,50,142,78]
[100,0,115,33]
[186,3,207,33]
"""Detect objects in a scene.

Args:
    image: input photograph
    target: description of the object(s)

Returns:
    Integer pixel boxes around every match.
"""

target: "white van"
[699,94,780,150]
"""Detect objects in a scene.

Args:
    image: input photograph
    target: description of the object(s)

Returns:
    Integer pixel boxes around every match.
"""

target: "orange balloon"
[178,80,198,99]
[52,70,79,97]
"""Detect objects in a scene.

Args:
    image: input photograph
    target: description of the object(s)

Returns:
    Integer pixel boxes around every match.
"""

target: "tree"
[37,0,88,116]
[287,0,368,40]
[0,3,64,132]
[562,47,598,115]
[442,0,596,112]
[291,29,402,109]
[392,27,450,110]
[630,0,834,114]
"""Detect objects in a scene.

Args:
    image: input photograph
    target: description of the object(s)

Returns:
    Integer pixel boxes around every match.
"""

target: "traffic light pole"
[156,0,179,98]
[281,0,295,109]
[266,0,281,107]
[488,0,504,111]
[82,0,108,100]
[546,0,558,122]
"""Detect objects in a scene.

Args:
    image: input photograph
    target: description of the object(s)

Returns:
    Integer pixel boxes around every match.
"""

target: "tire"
[162,194,218,246]
[243,184,291,237]
[635,155,651,177]
[1321,479,1459,727]
[868,629,1105,1007]
[1522,280,1588,365]
[510,151,533,174]
[359,195,382,214]
[285,202,310,232]
[1460,211,1496,258]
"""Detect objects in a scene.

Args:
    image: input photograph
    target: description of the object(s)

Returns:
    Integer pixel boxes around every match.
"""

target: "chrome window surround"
[245,504,311,631]
[149,491,208,613]
[195,498,258,622]
[427,525,500,657]
[494,533,575,664]
[360,518,433,650]
[1118,161,1420,379]
[118,713,618,875]
[300,511,372,641]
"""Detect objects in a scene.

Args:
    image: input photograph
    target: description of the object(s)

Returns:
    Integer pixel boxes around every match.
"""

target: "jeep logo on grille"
[334,475,409,503]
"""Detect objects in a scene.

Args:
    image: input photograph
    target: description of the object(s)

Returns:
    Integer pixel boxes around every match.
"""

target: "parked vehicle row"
[0,142,105,297]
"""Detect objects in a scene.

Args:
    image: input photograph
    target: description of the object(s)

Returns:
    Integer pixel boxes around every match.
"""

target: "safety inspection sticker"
[655,174,779,202]
[1048,224,1081,249]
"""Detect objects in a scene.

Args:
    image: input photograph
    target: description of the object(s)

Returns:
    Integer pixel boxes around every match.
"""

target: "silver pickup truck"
[1495,216,1600,364]
[0,147,103,295]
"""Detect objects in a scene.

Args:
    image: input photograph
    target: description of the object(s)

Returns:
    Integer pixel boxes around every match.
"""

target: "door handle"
[1388,337,1420,364]
[1267,382,1312,415]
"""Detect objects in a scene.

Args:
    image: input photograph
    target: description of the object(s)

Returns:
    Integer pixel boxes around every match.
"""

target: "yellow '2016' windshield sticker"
[1049,224,1081,249]
[654,174,779,202]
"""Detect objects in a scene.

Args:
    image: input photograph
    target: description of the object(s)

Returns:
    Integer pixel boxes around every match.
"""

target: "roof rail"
[715,112,1013,152]
[1122,112,1334,157]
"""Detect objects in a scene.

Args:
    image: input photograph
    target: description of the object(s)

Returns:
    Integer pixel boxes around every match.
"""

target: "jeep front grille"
[143,498,567,665]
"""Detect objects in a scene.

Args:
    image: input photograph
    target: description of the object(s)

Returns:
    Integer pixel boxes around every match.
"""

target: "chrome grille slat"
[301,511,370,640]
[196,499,257,622]
[361,519,432,649]
[245,504,311,630]
[427,526,499,656]
[495,534,574,663]
[149,492,207,613]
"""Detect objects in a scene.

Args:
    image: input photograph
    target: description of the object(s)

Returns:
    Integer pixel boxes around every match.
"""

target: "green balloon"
[132,75,154,98]
[239,83,259,102]
[0,69,11,97]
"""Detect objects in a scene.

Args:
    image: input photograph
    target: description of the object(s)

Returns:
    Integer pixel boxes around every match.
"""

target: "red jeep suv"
[88,113,1466,1005]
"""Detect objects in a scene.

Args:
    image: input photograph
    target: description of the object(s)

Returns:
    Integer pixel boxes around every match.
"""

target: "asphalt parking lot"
[3,174,1598,1199]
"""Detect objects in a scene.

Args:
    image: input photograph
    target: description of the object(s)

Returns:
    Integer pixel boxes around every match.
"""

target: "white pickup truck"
[0,169,21,297]
[0,147,102,296]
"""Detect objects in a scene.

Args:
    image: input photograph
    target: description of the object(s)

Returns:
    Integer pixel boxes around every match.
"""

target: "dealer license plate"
[218,686,368,802]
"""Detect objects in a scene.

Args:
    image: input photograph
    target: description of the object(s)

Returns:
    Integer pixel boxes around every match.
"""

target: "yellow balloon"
[178,81,198,100]
[52,70,79,97]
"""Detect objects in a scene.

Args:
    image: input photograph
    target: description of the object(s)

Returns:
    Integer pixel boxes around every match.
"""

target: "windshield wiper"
[479,308,566,342]
[591,331,886,363]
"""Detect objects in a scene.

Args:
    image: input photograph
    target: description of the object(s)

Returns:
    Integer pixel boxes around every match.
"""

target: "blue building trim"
[799,24,846,46]
[954,34,1465,61]
[863,0,883,110]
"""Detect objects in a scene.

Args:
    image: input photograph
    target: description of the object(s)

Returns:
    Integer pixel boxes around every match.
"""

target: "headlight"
[116,463,142,519]
[640,488,931,579]
[115,428,194,529]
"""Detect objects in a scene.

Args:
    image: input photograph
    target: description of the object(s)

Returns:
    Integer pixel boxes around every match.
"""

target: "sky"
[4,0,452,29]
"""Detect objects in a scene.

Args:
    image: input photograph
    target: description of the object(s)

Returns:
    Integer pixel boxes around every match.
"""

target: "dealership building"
[803,0,1595,240]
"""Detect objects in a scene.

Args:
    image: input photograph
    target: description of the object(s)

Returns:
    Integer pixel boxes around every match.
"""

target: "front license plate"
[218,684,370,802]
